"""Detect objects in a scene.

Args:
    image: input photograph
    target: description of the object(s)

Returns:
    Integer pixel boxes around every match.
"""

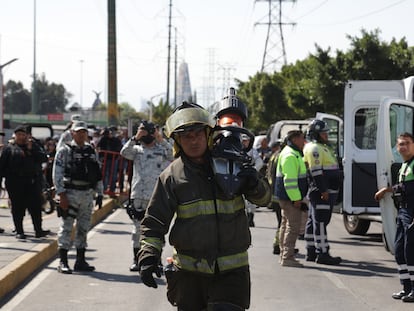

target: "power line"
[255,0,296,72]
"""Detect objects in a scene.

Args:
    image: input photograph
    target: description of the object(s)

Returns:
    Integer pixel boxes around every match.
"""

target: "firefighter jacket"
[275,144,308,201]
[303,141,341,195]
[53,141,103,196]
[138,153,271,275]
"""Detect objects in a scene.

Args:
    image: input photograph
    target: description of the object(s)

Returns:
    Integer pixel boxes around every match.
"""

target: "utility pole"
[174,27,178,108]
[107,0,118,125]
[255,0,296,72]
[166,0,172,107]
[31,0,38,114]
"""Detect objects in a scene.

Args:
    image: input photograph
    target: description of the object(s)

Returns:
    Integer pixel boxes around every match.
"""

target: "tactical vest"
[64,144,102,189]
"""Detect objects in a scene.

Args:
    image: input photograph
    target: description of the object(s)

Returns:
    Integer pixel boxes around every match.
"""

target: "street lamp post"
[0,58,18,142]
[79,59,84,108]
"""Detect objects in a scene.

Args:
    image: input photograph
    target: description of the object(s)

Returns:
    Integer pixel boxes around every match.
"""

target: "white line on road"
[1,208,122,311]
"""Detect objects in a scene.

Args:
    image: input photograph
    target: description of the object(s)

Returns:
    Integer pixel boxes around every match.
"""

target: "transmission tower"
[255,0,296,72]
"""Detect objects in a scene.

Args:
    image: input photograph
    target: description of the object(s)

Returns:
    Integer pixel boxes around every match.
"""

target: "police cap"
[14,125,27,134]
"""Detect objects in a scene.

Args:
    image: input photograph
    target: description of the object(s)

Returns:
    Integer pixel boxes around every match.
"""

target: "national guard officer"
[303,119,342,265]
[53,120,104,274]
[120,120,173,272]
[375,132,414,303]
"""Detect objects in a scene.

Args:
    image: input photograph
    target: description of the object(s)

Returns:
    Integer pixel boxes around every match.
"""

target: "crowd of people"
[0,98,412,308]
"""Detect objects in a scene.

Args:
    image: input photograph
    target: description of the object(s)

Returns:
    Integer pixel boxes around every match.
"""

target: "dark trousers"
[305,191,337,254]
[166,266,250,311]
[6,177,43,234]
[395,206,414,287]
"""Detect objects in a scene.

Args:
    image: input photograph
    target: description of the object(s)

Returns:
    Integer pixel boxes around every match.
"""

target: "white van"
[344,77,414,253]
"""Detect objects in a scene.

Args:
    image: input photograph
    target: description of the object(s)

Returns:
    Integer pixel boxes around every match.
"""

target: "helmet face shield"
[165,107,216,138]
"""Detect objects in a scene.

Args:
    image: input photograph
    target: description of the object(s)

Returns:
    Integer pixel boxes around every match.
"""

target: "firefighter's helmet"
[165,102,216,156]
[215,87,247,126]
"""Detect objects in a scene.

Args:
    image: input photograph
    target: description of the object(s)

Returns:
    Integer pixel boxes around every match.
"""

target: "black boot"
[393,279,412,299]
[57,248,72,274]
[247,212,255,227]
[306,247,317,262]
[129,248,140,272]
[316,253,342,265]
[74,248,95,272]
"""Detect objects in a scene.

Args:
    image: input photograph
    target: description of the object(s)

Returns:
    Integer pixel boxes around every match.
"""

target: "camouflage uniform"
[53,141,104,250]
[120,138,173,248]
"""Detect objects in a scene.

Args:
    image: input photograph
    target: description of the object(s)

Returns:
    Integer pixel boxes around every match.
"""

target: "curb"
[0,196,125,300]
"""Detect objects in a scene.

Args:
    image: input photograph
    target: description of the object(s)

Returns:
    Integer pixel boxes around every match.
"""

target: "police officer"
[275,130,308,267]
[137,103,271,311]
[303,119,342,265]
[375,132,414,303]
[0,125,49,239]
[53,121,104,274]
[120,120,172,272]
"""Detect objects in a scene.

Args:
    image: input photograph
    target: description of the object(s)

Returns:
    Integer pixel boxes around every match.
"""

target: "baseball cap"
[14,125,27,134]
[71,121,88,132]
[71,114,82,122]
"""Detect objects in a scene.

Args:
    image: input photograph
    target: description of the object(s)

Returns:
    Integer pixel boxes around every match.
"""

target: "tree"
[36,74,70,113]
[150,98,173,126]
[4,80,31,114]
[4,74,71,114]
[236,28,414,132]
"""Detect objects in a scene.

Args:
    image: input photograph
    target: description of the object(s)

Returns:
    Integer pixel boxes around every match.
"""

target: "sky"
[0,0,413,112]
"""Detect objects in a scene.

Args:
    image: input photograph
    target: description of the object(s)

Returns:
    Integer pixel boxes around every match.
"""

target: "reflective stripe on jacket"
[303,141,341,193]
[139,154,270,274]
[275,145,308,201]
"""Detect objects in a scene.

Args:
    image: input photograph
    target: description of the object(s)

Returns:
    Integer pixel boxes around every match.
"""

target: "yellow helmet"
[165,103,216,156]
[165,104,216,138]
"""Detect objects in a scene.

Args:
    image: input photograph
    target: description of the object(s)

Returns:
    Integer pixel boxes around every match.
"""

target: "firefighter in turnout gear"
[53,121,104,274]
[303,119,342,265]
[120,120,173,272]
[375,133,414,303]
[137,102,271,310]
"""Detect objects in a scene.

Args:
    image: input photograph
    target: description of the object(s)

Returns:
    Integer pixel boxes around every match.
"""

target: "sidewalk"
[0,194,126,300]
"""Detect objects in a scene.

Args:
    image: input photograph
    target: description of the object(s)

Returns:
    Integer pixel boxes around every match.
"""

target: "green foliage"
[236,29,414,133]
[149,98,173,126]
[4,73,70,114]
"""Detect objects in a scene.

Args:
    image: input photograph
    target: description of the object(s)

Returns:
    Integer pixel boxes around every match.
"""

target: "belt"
[64,184,92,191]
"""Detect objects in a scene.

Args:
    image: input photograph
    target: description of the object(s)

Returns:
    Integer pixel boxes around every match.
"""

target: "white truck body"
[344,77,414,253]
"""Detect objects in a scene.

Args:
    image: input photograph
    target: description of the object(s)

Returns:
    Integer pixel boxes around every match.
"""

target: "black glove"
[125,200,146,221]
[237,163,259,194]
[139,256,162,288]
[95,195,103,209]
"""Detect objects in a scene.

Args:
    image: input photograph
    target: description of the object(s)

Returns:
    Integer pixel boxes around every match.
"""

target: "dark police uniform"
[0,127,48,238]
[393,157,414,301]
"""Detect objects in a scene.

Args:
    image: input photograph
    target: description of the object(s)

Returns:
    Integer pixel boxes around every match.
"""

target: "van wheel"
[343,214,370,235]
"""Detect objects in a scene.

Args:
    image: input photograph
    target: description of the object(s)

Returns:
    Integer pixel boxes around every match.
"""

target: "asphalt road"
[1,207,412,311]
